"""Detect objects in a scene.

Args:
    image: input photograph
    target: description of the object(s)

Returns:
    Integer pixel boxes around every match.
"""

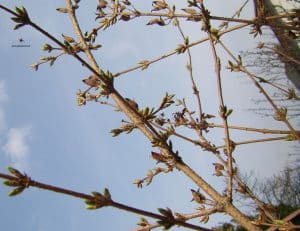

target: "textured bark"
[263,0,300,90]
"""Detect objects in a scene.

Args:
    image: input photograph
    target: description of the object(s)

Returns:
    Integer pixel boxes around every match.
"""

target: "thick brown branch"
[0,4,264,231]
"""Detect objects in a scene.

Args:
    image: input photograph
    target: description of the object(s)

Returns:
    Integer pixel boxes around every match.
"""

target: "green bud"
[84,199,95,206]
[8,186,25,197]
[3,180,19,187]
[7,167,23,178]
[86,204,99,210]
[103,188,111,200]
[91,191,103,198]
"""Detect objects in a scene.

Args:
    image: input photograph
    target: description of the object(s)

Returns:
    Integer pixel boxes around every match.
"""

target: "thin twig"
[216,135,288,149]
[113,23,249,78]
[0,4,265,230]
[202,3,234,201]
[0,172,208,231]
[219,40,300,140]
[174,18,204,136]
[182,99,204,141]
[266,46,300,66]
[133,207,219,231]
[100,10,298,30]
[151,122,199,145]
[252,75,291,95]
[210,151,277,221]
[64,0,162,141]
[208,123,299,135]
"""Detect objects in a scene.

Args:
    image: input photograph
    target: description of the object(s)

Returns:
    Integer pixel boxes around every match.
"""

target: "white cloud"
[0,80,32,170]
[3,127,32,170]
[0,80,8,103]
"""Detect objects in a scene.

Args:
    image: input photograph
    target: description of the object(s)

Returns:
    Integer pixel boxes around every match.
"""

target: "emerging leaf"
[152,1,168,12]
[7,167,23,178]
[146,18,165,26]
[151,151,167,163]
[213,163,224,171]
[137,217,149,227]
[82,75,101,88]
[182,8,198,15]
[86,204,100,210]
[56,8,69,13]
[3,180,19,187]
[191,189,206,204]
[62,34,75,43]
[103,188,111,200]
[158,207,174,219]
[125,98,139,110]
[133,179,143,188]
[274,108,288,121]
[8,186,25,197]
[200,215,209,224]
[42,43,53,52]
[138,60,150,70]
[91,191,103,198]
[30,63,39,71]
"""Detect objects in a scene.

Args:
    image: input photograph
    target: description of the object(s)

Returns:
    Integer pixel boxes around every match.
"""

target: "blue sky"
[0,1,299,231]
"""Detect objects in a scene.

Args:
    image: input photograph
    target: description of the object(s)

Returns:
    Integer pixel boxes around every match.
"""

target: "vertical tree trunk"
[263,0,300,90]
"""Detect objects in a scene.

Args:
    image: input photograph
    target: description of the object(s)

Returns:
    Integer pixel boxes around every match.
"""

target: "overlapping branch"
[0,1,299,230]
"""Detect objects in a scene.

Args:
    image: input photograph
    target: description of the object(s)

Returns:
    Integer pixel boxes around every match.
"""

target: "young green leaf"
[8,186,25,197]
[7,167,23,178]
